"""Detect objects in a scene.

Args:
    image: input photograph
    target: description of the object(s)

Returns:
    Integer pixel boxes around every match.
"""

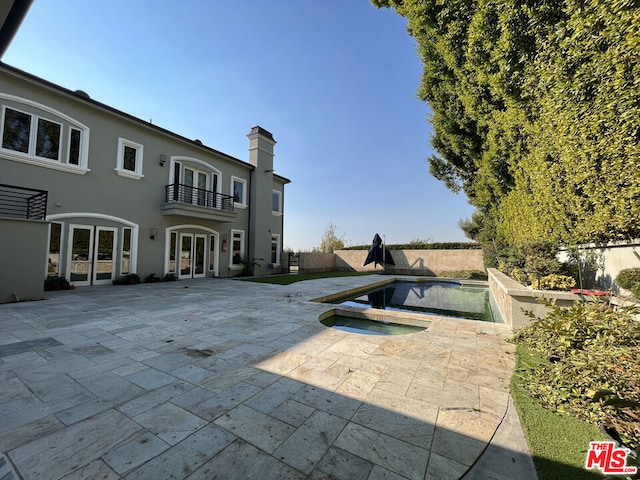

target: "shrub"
[44,276,71,291]
[144,273,161,283]
[113,274,141,285]
[163,273,177,282]
[531,274,576,291]
[616,268,640,299]
[512,300,640,450]
[438,270,487,280]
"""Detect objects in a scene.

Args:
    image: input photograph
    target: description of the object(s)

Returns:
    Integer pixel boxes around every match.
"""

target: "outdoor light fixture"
[150,228,158,240]
[264,169,274,173]
[159,154,167,166]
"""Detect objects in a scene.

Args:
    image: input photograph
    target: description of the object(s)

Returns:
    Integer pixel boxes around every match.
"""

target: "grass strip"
[238,271,374,285]
[511,344,606,480]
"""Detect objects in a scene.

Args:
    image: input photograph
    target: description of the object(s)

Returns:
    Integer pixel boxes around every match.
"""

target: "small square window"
[115,138,144,179]
[231,176,247,207]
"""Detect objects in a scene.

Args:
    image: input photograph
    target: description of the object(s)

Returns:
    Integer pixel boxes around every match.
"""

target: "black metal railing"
[0,183,48,220]
[165,183,234,212]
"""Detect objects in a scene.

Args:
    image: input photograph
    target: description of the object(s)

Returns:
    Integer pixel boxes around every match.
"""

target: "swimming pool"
[327,280,503,323]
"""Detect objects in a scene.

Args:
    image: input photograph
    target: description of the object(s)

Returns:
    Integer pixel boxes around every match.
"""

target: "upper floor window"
[272,189,282,215]
[1,99,89,174]
[115,137,144,179]
[231,176,247,208]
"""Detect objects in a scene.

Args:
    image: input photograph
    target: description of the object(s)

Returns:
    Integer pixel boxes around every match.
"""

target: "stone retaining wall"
[334,249,484,275]
[488,268,577,329]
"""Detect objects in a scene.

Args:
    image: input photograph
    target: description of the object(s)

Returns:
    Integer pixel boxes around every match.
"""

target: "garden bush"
[531,274,576,291]
[512,300,640,450]
[616,268,640,299]
[44,276,71,291]
[113,274,141,285]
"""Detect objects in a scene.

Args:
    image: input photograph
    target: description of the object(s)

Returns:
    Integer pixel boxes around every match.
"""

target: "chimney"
[247,126,277,276]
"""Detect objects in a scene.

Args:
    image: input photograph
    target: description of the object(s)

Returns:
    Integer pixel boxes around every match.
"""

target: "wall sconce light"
[150,228,158,240]
[264,169,274,173]
[159,154,167,166]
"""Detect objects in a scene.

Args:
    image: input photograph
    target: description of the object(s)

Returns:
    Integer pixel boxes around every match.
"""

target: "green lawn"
[511,344,606,480]
[238,271,375,285]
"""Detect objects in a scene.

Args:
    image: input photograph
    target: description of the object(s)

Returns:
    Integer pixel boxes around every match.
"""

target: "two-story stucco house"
[0,62,289,301]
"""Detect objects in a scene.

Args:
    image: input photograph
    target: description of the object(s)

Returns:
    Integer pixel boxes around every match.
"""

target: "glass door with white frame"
[179,234,193,278]
[93,227,117,285]
[68,225,93,286]
[194,234,206,277]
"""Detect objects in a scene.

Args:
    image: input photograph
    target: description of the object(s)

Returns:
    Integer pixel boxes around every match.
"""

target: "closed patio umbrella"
[363,233,395,268]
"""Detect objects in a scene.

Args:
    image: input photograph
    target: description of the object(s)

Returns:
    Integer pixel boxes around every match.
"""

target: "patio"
[0,276,536,479]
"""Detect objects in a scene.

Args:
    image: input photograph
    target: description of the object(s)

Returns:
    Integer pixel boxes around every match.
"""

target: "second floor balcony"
[0,183,48,220]
[162,183,236,222]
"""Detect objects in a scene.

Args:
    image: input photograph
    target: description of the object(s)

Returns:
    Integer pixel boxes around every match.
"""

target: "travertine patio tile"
[367,465,413,480]
[376,368,415,395]
[0,276,535,480]
[269,399,316,427]
[293,385,361,420]
[60,459,120,480]
[191,382,262,421]
[407,382,478,409]
[256,351,312,375]
[335,369,379,400]
[214,404,295,453]
[186,439,306,480]
[124,424,235,480]
[274,410,347,473]
[169,364,216,384]
[310,445,374,480]
[333,355,389,377]
[334,422,429,480]
[287,364,347,390]
[425,452,469,480]
[103,432,170,474]
[117,381,192,417]
[133,402,207,445]
[124,367,177,390]
[243,377,304,414]
[9,409,143,480]
[0,414,64,452]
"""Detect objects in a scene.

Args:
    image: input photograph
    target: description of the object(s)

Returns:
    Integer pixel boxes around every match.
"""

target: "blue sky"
[5,1,475,250]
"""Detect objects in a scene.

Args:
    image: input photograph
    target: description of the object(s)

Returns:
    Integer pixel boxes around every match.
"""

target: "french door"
[178,233,207,279]
[68,225,117,286]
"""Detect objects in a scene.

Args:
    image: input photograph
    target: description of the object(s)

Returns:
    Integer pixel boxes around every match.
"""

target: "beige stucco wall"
[335,249,484,275]
[0,218,48,303]
[557,240,640,292]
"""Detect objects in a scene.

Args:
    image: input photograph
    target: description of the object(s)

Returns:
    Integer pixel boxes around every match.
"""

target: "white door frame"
[93,226,118,285]
[67,224,94,287]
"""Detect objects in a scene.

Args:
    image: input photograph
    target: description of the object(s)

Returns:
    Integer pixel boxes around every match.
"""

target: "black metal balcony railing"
[165,183,234,212]
[0,183,48,220]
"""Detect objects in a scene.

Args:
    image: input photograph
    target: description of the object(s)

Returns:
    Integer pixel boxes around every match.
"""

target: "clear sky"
[4,0,475,251]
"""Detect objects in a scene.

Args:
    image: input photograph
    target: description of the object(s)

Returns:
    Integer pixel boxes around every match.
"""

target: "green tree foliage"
[317,222,345,253]
[372,0,640,248]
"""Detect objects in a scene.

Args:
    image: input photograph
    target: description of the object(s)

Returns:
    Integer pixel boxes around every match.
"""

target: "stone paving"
[0,276,537,479]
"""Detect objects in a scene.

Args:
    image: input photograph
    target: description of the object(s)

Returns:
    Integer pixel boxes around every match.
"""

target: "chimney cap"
[248,126,275,141]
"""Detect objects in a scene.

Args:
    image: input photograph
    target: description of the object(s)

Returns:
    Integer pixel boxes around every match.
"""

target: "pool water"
[320,315,426,336]
[332,281,502,323]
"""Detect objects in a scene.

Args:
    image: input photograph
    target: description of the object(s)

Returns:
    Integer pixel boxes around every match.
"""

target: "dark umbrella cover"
[363,233,395,267]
